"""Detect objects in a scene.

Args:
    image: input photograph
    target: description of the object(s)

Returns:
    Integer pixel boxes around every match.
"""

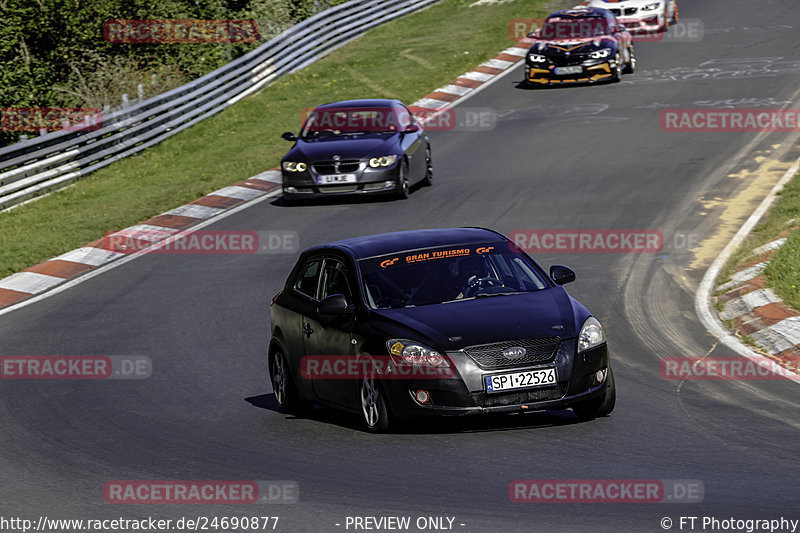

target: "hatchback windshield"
[360,243,549,309]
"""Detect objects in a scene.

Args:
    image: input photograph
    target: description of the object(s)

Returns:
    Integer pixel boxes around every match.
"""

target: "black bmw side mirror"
[550,265,576,285]
[281,131,297,141]
[318,294,353,315]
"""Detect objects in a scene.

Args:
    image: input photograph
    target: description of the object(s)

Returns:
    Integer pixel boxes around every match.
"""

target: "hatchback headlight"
[387,339,450,367]
[282,161,307,172]
[528,53,547,63]
[642,2,660,11]
[588,48,612,59]
[369,155,398,168]
[578,317,606,353]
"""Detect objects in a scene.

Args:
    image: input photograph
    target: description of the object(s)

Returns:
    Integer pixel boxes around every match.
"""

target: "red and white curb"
[716,236,800,359]
[408,41,530,120]
[0,41,534,312]
[0,170,283,309]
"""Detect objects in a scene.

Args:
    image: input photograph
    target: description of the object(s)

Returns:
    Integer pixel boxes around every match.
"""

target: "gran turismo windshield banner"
[359,241,518,274]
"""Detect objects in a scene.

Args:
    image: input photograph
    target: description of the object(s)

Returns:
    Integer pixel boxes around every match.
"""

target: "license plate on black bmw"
[554,66,582,75]
[485,367,557,393]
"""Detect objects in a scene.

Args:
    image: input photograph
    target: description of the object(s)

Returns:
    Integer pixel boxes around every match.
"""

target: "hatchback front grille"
[473,383,567,407]
[313,160,361,174]
[624,7,638,15]
[608,8,621,15]
[463,338,559,369]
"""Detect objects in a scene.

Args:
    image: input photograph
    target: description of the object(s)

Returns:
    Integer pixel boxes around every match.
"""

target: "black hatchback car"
[280,99,432,202]
[268,228,615,432]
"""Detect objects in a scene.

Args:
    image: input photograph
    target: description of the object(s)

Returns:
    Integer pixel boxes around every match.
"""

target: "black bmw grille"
[608,8,621,15]
[313,160,361,174]
[624,7,638,15]
[463,338,559,369]
[473,383,567,407]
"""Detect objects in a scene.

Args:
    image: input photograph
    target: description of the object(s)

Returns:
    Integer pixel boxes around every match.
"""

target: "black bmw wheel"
[572,366,616,420]
[422,146,433,186]
[622,44,636,74]
[270,349,311,416]
[395,160,409,200]
[611,52,623,82]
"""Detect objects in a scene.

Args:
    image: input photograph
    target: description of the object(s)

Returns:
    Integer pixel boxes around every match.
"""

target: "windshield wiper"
[474,291,522,298]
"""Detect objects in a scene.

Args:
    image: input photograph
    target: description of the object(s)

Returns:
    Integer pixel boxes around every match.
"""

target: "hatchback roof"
[307,227,507,259]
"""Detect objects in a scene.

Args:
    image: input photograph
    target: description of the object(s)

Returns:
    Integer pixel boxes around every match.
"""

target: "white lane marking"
[53,247,126,266]
[695,153,800,384]
[0,272,65,294]
[165,204,225,220]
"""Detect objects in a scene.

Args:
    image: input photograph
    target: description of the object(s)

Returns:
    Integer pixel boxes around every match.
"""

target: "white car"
[582,0,678,33]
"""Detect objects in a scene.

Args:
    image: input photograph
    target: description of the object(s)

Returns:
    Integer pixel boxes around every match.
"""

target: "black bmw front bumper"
[282,163,401,199]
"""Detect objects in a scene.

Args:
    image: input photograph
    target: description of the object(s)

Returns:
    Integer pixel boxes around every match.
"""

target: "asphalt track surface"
[2,1,800,531]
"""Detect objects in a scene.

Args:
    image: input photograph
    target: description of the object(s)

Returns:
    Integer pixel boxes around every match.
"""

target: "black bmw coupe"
[268,227,615,432]
[280,99,432,202]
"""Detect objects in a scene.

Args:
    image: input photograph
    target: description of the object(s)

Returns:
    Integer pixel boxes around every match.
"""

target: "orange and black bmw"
[525,7,635,86]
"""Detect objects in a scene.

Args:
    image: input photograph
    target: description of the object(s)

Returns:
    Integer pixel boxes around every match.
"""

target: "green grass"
[0,0,553,277]
[718,172,800,310]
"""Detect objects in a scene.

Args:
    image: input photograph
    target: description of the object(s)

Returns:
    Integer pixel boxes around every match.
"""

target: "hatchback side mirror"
[318,294,353,315]
[282,131,297,141]
[550,265,576,285]
[403,123,420,133]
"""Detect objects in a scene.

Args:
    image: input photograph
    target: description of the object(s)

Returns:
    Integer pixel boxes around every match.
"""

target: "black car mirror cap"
[550,265,576,285]
[282,131,297,141]
[318,294,354,315]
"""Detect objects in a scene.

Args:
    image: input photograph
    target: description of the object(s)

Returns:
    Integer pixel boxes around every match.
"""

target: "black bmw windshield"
[359,242,549,309]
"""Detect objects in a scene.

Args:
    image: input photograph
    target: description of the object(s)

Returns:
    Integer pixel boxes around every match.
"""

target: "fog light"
[415,389,430,404]
[384,180,395,189]
[285,187,297,193]
[594,368,607,385]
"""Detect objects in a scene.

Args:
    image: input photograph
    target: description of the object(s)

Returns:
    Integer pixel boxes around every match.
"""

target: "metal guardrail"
[0,0,439,211]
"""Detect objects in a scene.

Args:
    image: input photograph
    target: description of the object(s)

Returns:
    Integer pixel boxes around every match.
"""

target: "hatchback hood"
[371,288,579,351]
